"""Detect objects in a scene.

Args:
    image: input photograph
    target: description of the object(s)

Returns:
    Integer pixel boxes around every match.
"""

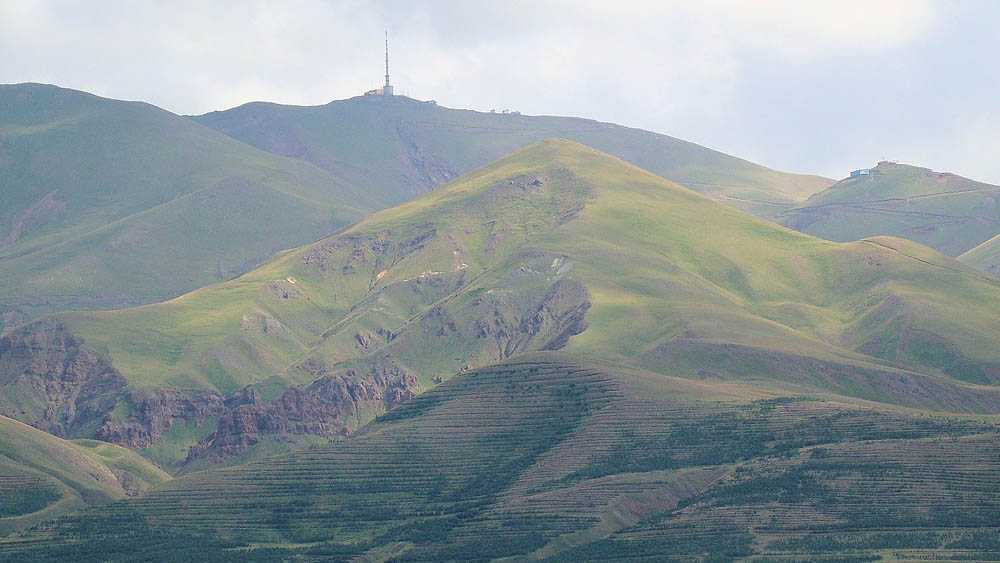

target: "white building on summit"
[365,31,394,97]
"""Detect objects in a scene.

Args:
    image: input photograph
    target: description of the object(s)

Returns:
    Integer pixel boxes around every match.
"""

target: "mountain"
[0,83,374,333]
[0,364,1000,562]
[959,232,1000,277]
[0,414,169,536]
[0,85,833,335]
[192,94,832,216]
[3,140,1000,560]
[0,139,997,474]
[780,162,1000,257]
[3,362,999,560]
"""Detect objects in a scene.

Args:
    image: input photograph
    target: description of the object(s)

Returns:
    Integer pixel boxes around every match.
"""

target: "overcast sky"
[2,0,998,183]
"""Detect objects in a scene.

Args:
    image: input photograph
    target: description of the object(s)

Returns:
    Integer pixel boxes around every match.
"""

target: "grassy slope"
[0,83,373,330]
[52,141,1000,393]
[3,358,998,561]
[959,232,1000,278]
[193,95,832,215]
[780,162,1000,256]
[0,415,169,535]
[1,140,994,475]
[4,141,1000,560]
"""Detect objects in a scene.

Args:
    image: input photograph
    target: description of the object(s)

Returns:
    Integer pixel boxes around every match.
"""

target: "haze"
[2,0,998,182]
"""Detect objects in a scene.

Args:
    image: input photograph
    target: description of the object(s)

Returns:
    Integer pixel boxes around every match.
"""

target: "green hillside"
[3,140,1000,561]
[0,85,833,335]
[959,232,1000,277]
[193,95,832,216]
[2,358,998,561]
[1,139,997,475]
[780,162,1000,256]
[0,83,374,332]
[0,414,169,536]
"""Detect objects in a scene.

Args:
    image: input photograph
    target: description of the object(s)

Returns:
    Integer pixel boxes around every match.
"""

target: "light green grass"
[0,415,169,535]
[959,232,1000,278]
[6,139,999,470]
[1,85,833,334]
[0,83,373,331]
[780,162,1000,256]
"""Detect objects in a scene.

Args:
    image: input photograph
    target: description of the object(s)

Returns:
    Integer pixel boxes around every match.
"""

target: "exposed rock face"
[0,320,227,449]
[474,278,591,360]
[1,310,30,336]
[0,242,590,469]
[3,190,66,246]
[0,319,126,437]
[0,318,421,463]
[300,227,437,281]
[96,388,226,448]
[513,279,592,352]
[186,356,419,464]
[397,124,458,191]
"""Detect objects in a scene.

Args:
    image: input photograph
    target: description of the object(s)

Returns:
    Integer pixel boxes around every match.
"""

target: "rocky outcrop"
[185,356,419,464]
[96,388,226,448]
[3,190,66,246]
[0,250,589,469]
[397,124,459,192]
[0,319,227,449]
[512,279,591,353]
[1,310,29,336]
[0,319,126,437]
[300,226,438,296]
[474,278,591,360]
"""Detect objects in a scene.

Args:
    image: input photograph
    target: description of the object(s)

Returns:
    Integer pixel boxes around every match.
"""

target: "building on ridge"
[365,31,394,97]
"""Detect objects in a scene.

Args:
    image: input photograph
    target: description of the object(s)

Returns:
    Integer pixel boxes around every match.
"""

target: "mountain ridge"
[3,139,1000,561]
[780,161,1000,257]
[0,82,376,332]
[192,94,833,213]
[959,232,1000,277]
[1,139,998,474]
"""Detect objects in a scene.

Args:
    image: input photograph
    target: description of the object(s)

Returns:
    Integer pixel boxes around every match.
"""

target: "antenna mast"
[384,30,391,89]
[363,30,393,97]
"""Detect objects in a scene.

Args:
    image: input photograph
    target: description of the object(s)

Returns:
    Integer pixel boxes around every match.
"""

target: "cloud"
[686,0,937,59]
[0,0,940,112]
[4,1,1000,185]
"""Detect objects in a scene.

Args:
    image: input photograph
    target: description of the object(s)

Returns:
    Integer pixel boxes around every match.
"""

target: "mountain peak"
[4,138,1000,558]
[192,94,833,215]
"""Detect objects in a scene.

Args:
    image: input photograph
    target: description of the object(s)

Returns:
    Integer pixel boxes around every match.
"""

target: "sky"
[2,0,998,183]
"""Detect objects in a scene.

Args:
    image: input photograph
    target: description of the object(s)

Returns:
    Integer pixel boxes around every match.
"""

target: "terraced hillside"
[0,414,169,536]
[193,94,832,215]
[1,139,998,476]
[960,232,1000,277]
[3,358,998,561]
[780,162,1000,257]
[0,83,373,331]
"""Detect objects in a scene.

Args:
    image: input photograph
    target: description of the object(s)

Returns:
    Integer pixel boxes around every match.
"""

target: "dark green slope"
[0,83,374,332]
[192,95,832,215]
[3,358,999,561]
[780,162,1000,257]
[0,414,169,536]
